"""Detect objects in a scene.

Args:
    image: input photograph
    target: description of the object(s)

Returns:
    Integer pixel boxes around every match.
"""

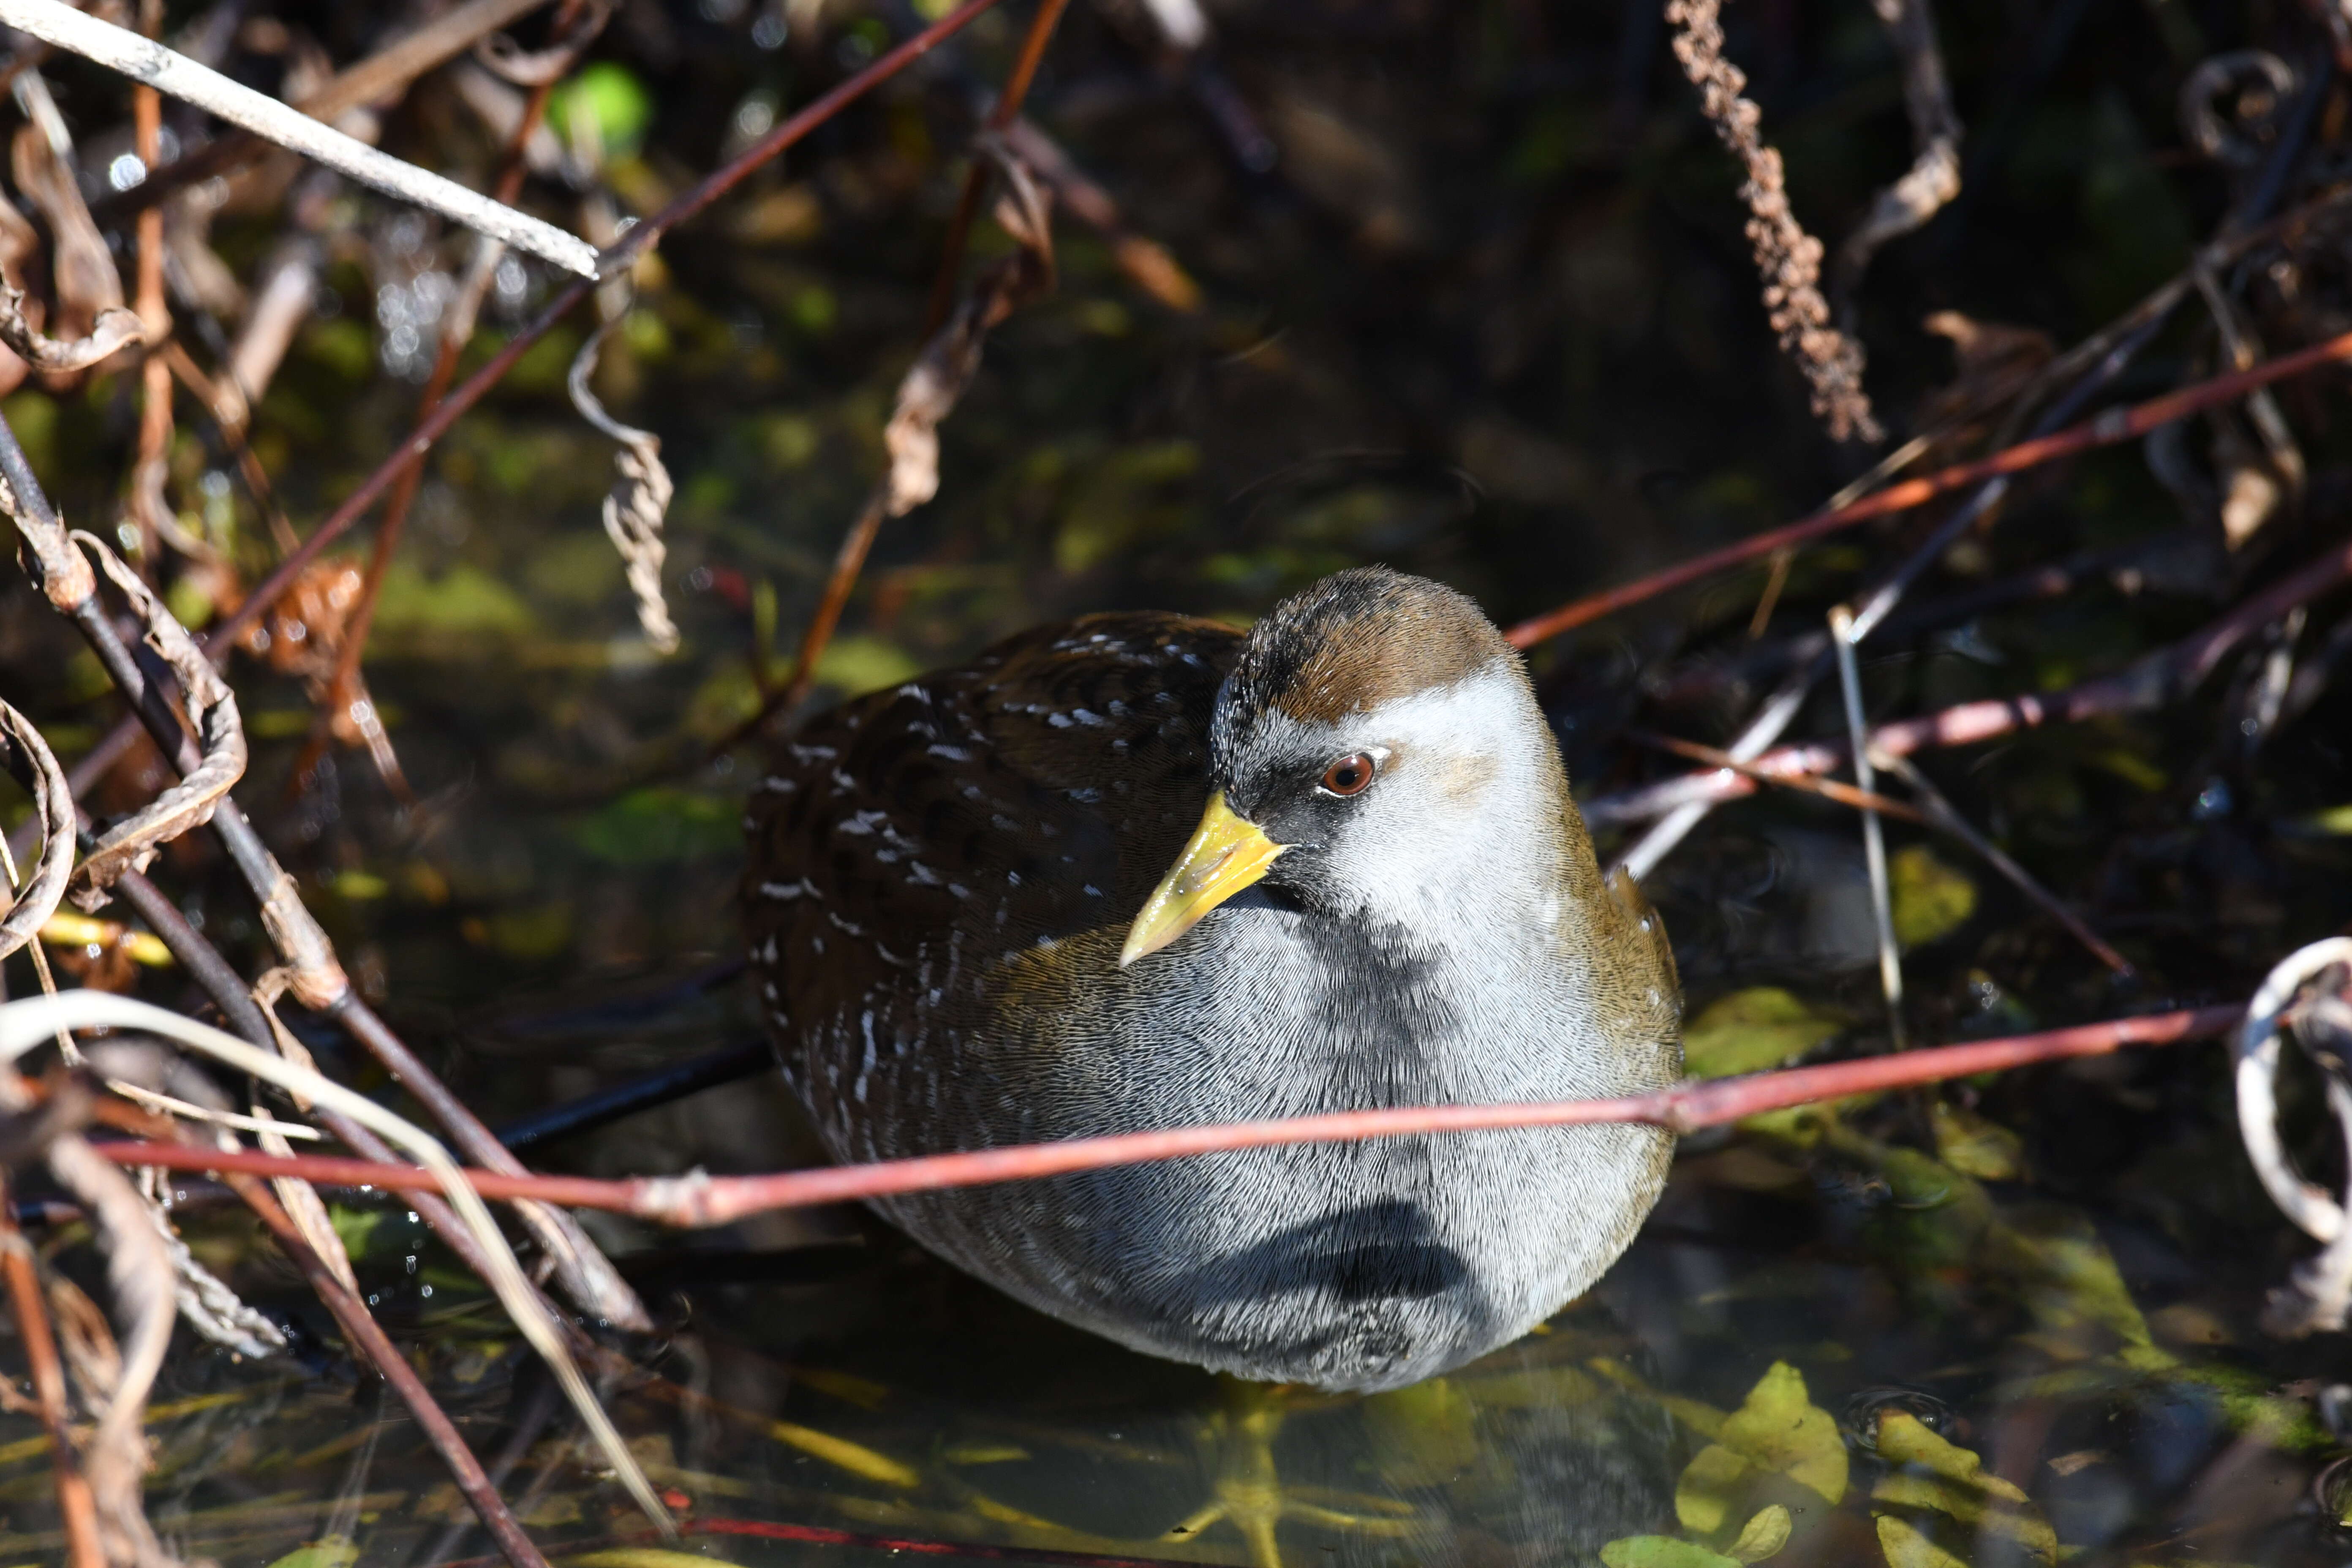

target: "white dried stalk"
[0,0,598,278]
[102,1081,319,1140]
[0,989,677,1540]
[2235,936,2352,1242]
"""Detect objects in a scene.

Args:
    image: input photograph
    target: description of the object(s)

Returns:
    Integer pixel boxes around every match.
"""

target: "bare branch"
[0,990,676,1541]
[44,1135,176,1568]
[0,0,598,276]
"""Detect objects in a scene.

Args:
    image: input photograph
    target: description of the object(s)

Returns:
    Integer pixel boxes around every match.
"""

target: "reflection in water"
[0,1141,2342,1567]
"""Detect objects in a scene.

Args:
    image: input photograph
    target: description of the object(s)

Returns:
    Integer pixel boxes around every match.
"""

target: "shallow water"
[5,0,2352,1560]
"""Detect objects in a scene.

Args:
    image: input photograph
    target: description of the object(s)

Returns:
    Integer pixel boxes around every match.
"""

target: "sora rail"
[744,568,1681,1391]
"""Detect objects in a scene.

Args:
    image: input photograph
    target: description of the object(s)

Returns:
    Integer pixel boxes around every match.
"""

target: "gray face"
[1210,659,1574,935]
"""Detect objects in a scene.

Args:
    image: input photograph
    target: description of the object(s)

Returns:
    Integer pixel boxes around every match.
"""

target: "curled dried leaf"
[883,137,1055,517]
[0,277,143,373]
[66,535,248,909]
[0,701,75,962]
[569,317,680,654]
[474,0,615,86]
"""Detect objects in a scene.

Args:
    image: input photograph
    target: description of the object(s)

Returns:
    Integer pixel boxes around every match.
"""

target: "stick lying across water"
[87,1003,2244,1228]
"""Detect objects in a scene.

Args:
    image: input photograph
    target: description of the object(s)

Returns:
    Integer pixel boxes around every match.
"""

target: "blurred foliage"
[1684,987,1847,1078]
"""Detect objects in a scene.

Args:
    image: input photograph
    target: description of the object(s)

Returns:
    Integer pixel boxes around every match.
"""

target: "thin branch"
[228,1172,554,1568]
[76,1005,2248,1228]
[58,0,1015,812]
[922,0,1077,334]
[1628,730,1925,819]
[0,0,597,276]
[1870,750,2134,975]
[93,0,564,223]
[42,1135,174,1568]
[0,990,675,1539]
[289,0,597,797]
[1832,604,1906,1047]
[0,1183,103,1568]
[1503,317,2352,650]
[1832,0,1961,311]
[1587,533,2352,825]
[721,136,1057,749]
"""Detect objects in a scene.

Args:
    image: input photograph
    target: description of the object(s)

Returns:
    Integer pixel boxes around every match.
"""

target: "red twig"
[0,1186,103,1568]
[923,0,1078,333]
[1503,322,2352,649]
[749,0,1076,749]
[291,0,594,801]
[93,1004,2243,1227]
[1589,534,2352,825]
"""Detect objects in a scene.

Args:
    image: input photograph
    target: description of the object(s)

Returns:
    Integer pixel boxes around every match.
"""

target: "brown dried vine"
[1665,0,1882,442]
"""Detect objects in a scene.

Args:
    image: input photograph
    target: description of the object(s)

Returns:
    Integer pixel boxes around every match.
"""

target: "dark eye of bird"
[1319,752,1376,796]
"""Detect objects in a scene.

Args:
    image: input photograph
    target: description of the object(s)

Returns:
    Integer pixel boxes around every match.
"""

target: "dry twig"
[1833,0,1962,310]
[0,0,598,275]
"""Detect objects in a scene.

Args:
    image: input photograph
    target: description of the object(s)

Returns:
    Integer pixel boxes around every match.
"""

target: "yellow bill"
[1119,792,1286,967]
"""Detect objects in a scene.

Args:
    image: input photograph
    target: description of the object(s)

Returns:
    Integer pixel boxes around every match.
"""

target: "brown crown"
[1221,567,1515,728]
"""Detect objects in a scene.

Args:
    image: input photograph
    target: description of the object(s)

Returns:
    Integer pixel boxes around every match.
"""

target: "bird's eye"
[1319,752,1376,797]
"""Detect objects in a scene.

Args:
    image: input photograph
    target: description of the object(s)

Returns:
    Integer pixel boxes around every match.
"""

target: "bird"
[743,566,1682,1392]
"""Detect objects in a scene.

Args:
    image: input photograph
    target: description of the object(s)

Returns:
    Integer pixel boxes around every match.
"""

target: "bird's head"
[1121,567,1570,966]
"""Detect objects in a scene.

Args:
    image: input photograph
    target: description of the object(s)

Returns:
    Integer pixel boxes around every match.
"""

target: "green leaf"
[264,1538,360,1568]
[1930,1101,2025,1181]
[1873,1413,2056,1566]
[814,634,923,698]
[1718,1362,1848,1505]
[1674,1441,1754,1535]
[1729,1504,1793,1563]
[1890,845,1976,948]
[547,63,653,158]
[1682,989,1844,1078]
[1875,1515,1968,1568]
[1674,1362,1847,1535]
[573,787,741,865]
[1601,1538,1742,1568]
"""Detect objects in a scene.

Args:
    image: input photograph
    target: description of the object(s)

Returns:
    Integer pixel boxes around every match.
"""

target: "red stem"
[1591,534,2352,825]
[93,1004,2243,1226]
[1503,322,2352,649]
